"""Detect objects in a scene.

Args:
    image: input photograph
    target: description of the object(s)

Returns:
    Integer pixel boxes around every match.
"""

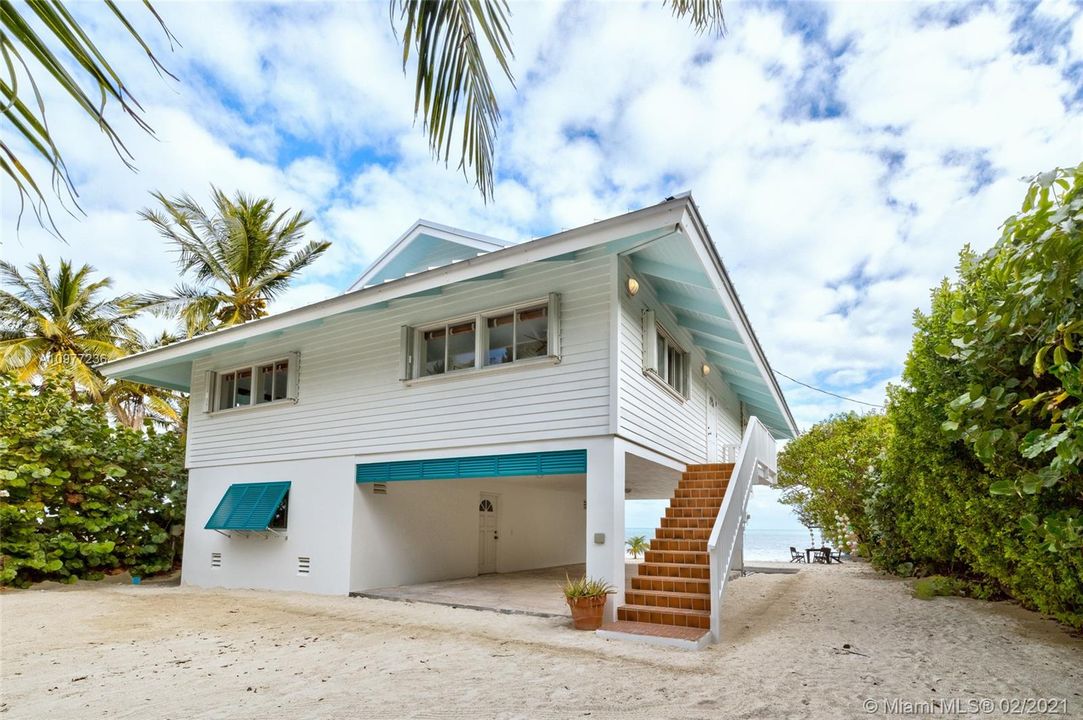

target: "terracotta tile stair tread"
[649,539,708,552]
[644,552,708,565]
[629,577,710,593]
[597,620,709,642]
[626,589,711,608]
[619,603,709,618]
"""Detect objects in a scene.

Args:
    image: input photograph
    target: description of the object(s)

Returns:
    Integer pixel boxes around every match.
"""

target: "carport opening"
[351,472,586,617]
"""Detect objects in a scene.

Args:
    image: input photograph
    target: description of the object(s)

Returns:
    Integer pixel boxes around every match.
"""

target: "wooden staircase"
[614,463,733,634]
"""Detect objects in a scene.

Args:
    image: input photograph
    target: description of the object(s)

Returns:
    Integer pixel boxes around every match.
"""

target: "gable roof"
[345,220,511,291]
[100,195,799,439]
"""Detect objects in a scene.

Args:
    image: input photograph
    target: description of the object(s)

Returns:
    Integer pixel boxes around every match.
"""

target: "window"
[486,304,548,366]
[206,353,298,413]
[642,309,689,400]
[656,329,689,397]
[269,492,289,529]
[204,482,291,532]
[404,295,560,380]
[420,320,477,376]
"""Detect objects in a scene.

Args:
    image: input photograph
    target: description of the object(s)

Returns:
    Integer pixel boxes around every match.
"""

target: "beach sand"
[1,561,1080,719]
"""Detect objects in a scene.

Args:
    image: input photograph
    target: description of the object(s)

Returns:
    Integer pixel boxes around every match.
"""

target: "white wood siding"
[615,257,743,464]
[185,252,613,468]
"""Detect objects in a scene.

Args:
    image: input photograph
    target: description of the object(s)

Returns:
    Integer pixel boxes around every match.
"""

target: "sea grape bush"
[0,377,187,586]
[778,165,1083,629]
[937,165,1082,553]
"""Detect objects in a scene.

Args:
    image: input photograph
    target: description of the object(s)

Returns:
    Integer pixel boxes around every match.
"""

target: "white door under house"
[478,493,499,574]
[706,395,719,462]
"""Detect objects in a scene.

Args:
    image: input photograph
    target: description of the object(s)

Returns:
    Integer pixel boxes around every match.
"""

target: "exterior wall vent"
[211,552,222,568]
[372,483,388,495]
[298,556,311,575]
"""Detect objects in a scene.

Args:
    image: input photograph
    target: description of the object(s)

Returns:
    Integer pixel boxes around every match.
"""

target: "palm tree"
[0,256,138,399]
[103,333,185,430]
[626,535,651,560]
[1,2,175,235]
[136,188,331,337]
[393,0,726,199]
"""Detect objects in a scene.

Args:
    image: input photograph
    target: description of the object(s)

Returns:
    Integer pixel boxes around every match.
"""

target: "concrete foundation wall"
[182,457,356,595]
[350,476,586,592]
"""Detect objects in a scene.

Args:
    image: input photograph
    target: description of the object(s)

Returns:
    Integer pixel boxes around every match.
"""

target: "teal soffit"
[356,450,587,483]
[205,481,290,531]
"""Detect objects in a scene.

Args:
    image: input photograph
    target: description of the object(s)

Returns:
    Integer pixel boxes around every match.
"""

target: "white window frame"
[643,311,690,401]
[204,352,299,414]
[401,294,561,383]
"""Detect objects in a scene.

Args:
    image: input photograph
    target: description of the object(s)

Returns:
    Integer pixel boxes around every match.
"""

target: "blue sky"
[3,1,1080,532]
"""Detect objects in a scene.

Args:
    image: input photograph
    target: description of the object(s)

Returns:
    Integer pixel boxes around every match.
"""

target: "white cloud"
[2,0,1078,433]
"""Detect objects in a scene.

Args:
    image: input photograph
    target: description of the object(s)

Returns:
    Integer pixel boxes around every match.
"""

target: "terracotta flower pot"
[566,594,608,630]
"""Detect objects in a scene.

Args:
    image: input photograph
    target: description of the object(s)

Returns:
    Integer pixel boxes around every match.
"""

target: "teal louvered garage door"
[355,450,586,483]
[205,481,291,530]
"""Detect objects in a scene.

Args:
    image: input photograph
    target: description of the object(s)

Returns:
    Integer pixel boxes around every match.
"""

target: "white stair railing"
[706,417,778,642]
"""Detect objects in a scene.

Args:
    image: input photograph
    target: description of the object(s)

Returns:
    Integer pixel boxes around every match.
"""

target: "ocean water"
[625,527,816,562]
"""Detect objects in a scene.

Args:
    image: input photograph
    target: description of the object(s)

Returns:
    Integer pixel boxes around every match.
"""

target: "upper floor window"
[403,294,561,381]
[642,309,689,400]
[204,353,299,413]
[655,328,689,397]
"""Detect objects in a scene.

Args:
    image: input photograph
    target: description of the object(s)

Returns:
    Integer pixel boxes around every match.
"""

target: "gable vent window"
[402,294,561,381]
[372,483,388,495]
[297,556,311,575]
[204,352,299,414]
[211,552,222,568]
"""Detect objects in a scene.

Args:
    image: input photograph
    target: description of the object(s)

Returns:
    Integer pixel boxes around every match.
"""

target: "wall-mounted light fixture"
[702,363,711,376]
[626,276,640,296]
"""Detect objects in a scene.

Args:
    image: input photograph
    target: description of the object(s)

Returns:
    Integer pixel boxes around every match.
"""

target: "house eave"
[98,198,690,382]
[677,197,800,439]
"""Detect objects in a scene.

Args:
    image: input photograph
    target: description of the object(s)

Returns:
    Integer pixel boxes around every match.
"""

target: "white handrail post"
[706,417,777,643]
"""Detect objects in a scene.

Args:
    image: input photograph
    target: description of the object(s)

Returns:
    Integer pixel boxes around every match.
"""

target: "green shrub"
[937,165,1082,552]
[913,576,965,600]
[0,377,187,586]
[867,165,1083,629]
[776,411,891,552]
[785,167,1083,629]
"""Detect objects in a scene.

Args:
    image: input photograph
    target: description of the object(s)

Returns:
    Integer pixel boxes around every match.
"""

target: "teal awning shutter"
[356,449,587,483]
[205,482,291,530]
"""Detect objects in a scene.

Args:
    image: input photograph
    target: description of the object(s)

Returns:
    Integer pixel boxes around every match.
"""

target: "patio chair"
[829,547,844,563]
[814,547,831,564]
[789,546,805,563]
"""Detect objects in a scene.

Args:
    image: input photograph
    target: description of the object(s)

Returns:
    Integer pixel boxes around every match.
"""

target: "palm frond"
[251,239,332,301]
[394,0,515,201]
[0,256,137,397]
[140,188,328,336]
[664,0,726,35]
[0,1,175,238]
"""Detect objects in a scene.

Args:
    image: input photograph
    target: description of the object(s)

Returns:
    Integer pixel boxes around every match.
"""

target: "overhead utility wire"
[773,370,885,409]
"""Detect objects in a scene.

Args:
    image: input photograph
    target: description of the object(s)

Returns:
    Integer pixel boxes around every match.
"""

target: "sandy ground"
[1,562,1081,720]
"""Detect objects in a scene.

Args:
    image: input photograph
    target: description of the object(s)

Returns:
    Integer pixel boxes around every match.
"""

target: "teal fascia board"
[356,450,587,483]
[205,481,291,531]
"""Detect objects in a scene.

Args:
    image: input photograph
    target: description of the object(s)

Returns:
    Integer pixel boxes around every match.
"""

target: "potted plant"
[562,575,616,630]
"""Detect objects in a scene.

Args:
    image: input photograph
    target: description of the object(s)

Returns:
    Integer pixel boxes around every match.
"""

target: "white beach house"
[101,194,797,646]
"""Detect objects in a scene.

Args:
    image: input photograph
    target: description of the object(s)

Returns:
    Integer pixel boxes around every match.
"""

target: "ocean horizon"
[624,527,819,562]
